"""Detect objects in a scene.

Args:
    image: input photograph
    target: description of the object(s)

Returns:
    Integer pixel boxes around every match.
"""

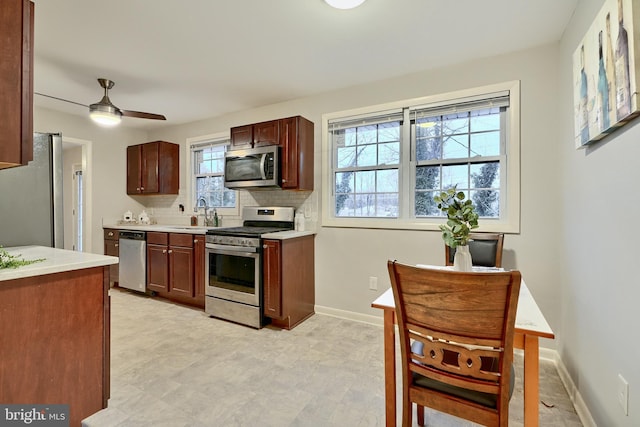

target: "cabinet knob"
[162,249,167,254]
[141,187,145,191]
[108,232,114,236]
[282,179,287,183]
[168,249,173,254]
[115,243,119,247]
[194,239,199,243]
[263,244,268,249]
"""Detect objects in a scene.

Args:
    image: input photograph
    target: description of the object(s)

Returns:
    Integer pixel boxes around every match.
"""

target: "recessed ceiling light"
[324,0,366,10]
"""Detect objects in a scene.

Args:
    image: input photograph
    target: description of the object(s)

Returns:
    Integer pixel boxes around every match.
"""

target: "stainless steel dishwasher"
[118,231,146,292]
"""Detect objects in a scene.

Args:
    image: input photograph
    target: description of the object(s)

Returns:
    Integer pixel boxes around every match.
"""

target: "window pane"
[415,166,440,190]
[357,125,377,144]
[378,122,400,142]
[355,170,376,192]
[416,136,442,161]
[335,171,354,194]
[336,194,355,217]
[354,194,376,216]
[356,144,377,167]
[471,162,500,189]
[193,142,235,209]
[442,135,469,159]
[377,193,398,217]
[337,146,356,168]
[376,169,397,192]
[415,191,440,216]
[379,142,399,165]
[441,164,468,189]
[470,131,500,157]
[442,114,469,135]
[471,190,500,217]
[470,110,500,132]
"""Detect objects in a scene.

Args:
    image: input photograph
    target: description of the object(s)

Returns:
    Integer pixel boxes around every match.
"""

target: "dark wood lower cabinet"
[263,235,315,329]
[0,266,110,427]
[146,231,203,308]
[103,228,119,284]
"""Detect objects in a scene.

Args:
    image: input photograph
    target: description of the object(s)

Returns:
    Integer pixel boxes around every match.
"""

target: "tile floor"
[83,289,583,426]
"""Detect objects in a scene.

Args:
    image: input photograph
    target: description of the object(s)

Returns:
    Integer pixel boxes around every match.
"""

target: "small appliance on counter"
[138,210,150,225]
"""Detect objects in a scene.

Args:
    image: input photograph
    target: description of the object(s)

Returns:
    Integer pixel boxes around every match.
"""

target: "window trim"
[186,132,240,217]
[321,80,520,233]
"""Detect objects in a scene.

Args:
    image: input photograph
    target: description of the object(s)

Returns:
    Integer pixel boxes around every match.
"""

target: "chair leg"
[417,404,425,426]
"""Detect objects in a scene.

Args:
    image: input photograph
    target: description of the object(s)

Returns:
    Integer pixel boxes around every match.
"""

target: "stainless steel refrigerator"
[0,133,64,248]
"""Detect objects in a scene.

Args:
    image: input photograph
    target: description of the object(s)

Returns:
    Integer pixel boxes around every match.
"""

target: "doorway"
[62,137,92,252]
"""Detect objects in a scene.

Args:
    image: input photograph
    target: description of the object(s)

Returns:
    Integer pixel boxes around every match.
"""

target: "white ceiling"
[32,0,578,130]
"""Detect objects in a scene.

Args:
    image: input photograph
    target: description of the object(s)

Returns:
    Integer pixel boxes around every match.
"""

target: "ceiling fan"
[35,78,166,126]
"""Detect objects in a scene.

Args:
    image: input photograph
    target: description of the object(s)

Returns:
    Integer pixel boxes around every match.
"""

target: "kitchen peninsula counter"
[0,246,117,427]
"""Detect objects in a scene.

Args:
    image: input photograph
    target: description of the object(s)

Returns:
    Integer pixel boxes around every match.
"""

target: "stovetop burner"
[208,226,290,237]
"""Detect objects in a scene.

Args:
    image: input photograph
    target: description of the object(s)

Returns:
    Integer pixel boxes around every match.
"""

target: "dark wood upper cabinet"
[0,0,34,170]
[126,141,179,195]
[230,116,314,190]
[230,120,280,148]
[280,116,314,190]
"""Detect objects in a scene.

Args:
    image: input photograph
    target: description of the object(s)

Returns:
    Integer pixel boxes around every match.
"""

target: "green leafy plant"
[0,247,45,269]
[434,187,479,248]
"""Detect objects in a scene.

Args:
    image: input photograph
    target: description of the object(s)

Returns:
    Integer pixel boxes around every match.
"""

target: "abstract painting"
[573,0,640,148]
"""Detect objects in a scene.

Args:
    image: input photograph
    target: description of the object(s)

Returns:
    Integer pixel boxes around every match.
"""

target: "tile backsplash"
[133,189,318,229]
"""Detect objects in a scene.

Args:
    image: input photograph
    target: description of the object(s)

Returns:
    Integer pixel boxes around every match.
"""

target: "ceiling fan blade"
[121,110,167,120]
[35,92,89,108]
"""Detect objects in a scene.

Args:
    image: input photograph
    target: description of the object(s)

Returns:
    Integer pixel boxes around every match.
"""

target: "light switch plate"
[618,374,629,415]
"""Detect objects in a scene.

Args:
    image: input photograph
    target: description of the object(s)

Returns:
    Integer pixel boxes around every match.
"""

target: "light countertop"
[104,224,316,239]
[0,246,118,282]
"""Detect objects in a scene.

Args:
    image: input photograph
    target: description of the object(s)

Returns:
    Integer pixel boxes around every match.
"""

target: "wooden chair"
[387,261,521,427]
[445,232,504,267]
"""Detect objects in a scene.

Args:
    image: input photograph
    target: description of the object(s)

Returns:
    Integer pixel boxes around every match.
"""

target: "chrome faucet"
[196,197,213,226]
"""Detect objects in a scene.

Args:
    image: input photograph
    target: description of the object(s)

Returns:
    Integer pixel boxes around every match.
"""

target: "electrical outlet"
[369,276,378,290]
[618,374,629,415]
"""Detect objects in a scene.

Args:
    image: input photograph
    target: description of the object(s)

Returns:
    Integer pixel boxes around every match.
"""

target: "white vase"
[453,245,472,272]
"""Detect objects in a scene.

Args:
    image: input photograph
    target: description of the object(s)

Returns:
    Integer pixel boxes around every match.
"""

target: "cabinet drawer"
[169,233,194,248]
[104,229,119,240]
[147,232,168,245]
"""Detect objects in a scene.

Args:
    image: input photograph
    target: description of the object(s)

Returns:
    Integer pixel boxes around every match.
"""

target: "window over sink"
[189,134,237,215]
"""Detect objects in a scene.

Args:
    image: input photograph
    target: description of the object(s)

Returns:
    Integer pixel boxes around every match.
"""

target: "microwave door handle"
[260,154,267,180]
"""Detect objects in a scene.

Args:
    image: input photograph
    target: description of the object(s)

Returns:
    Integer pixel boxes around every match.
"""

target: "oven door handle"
[206,243,258,254]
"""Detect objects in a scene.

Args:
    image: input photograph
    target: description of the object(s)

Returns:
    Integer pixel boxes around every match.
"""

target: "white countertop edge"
[261,230,316,239]
[0,246,118,282]
[103,224,216,234]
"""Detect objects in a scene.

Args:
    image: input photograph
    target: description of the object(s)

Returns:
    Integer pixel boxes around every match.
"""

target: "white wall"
[34,107,148,254]
[560,0,640,425]
[148,44,563,349]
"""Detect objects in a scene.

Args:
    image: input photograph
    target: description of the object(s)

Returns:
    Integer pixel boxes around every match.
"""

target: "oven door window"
[207,250,260,306]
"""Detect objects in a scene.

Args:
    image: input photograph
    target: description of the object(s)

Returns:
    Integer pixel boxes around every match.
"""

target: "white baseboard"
[316,305,596,427]
[553,352,597,427]
[315,305,384,327]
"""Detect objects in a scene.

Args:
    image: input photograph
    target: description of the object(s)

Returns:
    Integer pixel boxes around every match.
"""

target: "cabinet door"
[263,239,282,318]
[253,120,280,146]
[279,117,298,189]
[0,0,33,169]
[231,124,253,147]
[104,239,119,283]
[126,145,142,194]
[141,142,159,194]
[193,236,206,301]
[147,244,169,292]
[169,245,194,297]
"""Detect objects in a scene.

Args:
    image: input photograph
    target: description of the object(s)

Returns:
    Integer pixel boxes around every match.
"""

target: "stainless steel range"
[204,206,294,328]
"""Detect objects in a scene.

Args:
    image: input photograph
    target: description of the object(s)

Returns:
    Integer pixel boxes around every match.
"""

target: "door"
[263,239,282,318]
[126,145,141,194]
[147,243,169,292]
[170,246,194,297]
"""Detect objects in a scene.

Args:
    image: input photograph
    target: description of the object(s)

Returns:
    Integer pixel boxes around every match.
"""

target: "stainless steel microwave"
[224,145,280,189]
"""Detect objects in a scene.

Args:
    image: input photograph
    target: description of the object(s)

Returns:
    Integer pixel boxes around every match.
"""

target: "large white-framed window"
[322,81,520,232]
[188,133,239,216]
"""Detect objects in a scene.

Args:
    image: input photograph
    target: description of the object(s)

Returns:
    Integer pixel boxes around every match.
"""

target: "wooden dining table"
[371,266,555,427]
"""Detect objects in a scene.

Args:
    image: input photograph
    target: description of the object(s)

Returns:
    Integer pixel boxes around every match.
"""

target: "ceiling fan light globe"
[324,0,366,9]
[89,103,122,126]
